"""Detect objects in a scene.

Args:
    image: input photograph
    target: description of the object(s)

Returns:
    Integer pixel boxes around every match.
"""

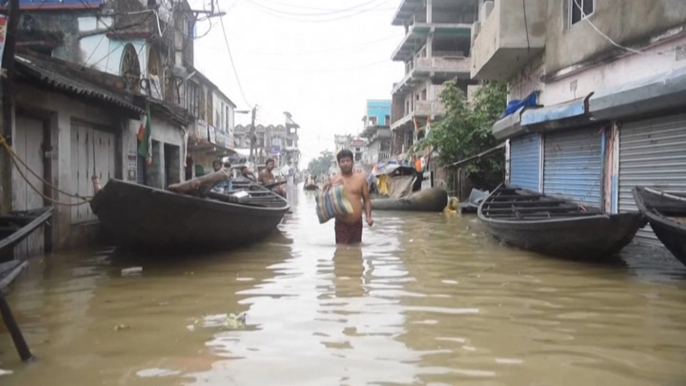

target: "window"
[186,82,200,118]
[568,0,594,26]
[380,140,391,152]
[355,152,362,162]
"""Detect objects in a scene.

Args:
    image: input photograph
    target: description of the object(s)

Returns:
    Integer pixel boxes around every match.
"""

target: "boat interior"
[481,186,603,220]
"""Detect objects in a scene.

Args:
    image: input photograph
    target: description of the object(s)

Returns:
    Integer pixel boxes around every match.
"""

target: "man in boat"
[240,166,256,182]
[324,149,373,244]
[211,160,230,193]
[258,158,286,198]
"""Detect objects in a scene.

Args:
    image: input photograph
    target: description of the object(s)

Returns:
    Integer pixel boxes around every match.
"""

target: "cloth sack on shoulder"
[315,185,353,224]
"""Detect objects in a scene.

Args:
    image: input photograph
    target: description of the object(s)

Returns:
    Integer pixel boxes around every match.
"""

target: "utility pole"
[248,105,257,163]
[0,0,20,215]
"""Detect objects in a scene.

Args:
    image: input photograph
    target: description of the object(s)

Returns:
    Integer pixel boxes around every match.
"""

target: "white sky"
[191,0,405,165]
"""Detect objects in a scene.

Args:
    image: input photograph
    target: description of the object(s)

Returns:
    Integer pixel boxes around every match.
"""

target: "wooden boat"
[478,184,645,259]
[633,187,686,266]
[90,179,289,250]
[0,206,53,261]
[303,183,318,191]
[372,187,448,212]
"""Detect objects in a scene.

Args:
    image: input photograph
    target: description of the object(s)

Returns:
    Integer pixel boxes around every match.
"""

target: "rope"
[0,135,91,206]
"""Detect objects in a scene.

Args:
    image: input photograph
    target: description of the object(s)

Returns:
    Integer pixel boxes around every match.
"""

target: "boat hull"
[479,185,645,260]
[482,212,644,259]
[633,187,686,266]
[372,187,448,212]
[303,184,318,191]
[90,179,289,250]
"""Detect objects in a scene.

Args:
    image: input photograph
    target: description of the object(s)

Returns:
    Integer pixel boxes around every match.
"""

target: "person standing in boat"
[324,149,373,244]
[258,158,286,198]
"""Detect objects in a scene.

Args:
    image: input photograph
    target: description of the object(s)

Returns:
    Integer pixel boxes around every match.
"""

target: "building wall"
[542,34,686,106]
[366,100,391,126]
[14,84,133,249]
[545,0,686,74]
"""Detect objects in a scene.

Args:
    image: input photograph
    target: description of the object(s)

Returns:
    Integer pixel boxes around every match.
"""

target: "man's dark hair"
[241,166,249,171]
[337,149,354,162]
[212,159,222,166]
[266,158,275,165]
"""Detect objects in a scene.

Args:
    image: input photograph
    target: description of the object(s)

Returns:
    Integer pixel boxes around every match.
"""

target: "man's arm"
[361,177,373,226]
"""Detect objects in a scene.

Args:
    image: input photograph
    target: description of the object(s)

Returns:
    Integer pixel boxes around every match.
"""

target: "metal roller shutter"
[543,127,603,208]
[510,133,541,191]
[618,114,686,244]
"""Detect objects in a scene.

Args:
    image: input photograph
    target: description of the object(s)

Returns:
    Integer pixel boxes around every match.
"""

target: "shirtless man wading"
[326,149,373,244]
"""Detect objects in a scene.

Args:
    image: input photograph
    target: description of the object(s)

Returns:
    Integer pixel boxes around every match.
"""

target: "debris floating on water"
[121,267,143,276]
[0,369,13,377]
[114,324,131,331]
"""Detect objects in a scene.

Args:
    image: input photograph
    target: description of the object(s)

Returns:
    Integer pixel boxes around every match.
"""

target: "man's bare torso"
[331,172,367,224]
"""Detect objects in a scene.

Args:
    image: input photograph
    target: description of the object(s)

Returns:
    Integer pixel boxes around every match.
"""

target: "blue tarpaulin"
[502,92,538,118]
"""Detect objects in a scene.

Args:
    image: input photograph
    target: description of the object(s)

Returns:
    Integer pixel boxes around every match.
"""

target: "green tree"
[415,80,507,177]
[308,151,334,177]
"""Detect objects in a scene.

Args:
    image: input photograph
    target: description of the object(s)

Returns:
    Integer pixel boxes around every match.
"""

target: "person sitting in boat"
[240,166,256,182]
[211,160,230,193]
[258,158,286,198]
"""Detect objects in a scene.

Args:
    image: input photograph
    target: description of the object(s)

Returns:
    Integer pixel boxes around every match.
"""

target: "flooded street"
[2,187,686,386]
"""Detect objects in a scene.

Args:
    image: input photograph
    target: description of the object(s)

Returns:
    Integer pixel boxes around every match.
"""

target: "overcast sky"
[191,0,405,165]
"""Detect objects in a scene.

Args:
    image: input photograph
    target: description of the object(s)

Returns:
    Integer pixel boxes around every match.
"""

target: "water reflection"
[1,188,685,386]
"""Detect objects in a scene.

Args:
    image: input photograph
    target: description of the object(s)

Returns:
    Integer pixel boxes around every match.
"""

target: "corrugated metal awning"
[589,66,686,120]
[492,107,528,141]
[521,95,593,132]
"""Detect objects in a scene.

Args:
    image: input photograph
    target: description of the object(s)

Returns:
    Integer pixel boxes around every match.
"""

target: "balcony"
[391,100,446,131]
[392,23,472,62]
[392,54,470,95]
[471,0,546,80]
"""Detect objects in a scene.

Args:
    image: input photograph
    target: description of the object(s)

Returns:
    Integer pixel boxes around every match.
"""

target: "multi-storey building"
[389,0,478,155]
[1,0,237,252]
[472,0,686,246]
[361,100,392,166]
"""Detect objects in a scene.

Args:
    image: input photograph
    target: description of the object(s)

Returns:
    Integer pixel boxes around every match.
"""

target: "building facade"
[2,0,236,254]
[472,0,686,245]
[390,0,478,156]
[361,100,392,167]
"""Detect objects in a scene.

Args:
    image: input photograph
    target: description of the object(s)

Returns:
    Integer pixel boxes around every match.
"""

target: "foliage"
[414,80,507,177]
[308,151,334,177]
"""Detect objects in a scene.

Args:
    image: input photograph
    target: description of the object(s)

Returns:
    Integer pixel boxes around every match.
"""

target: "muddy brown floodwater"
[1,187,686,385]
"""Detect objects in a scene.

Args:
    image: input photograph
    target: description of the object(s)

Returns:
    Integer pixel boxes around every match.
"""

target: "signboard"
[208,125,216,144]
[270,146,281,155]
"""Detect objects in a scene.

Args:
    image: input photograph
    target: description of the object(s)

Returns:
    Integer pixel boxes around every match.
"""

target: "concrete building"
[389,0,478,156]
[472,0,686,245]
[2,52,189,256]
[1,0,238,254]
[333,134,367,174]
[361,100,392,166]
[13,0,236,180]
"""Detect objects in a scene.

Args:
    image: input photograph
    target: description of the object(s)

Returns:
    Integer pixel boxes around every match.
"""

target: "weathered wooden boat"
[372,187,448,212]
[90,179,289,250]
[0,206,53,261]
[478,184,645,259]
[633,187,686,266]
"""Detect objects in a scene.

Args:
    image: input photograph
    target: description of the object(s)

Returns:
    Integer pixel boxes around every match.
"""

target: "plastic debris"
[0,369,13,377]
[121,267,143,276]
[224,312,247,329]
[114,324,131,331]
